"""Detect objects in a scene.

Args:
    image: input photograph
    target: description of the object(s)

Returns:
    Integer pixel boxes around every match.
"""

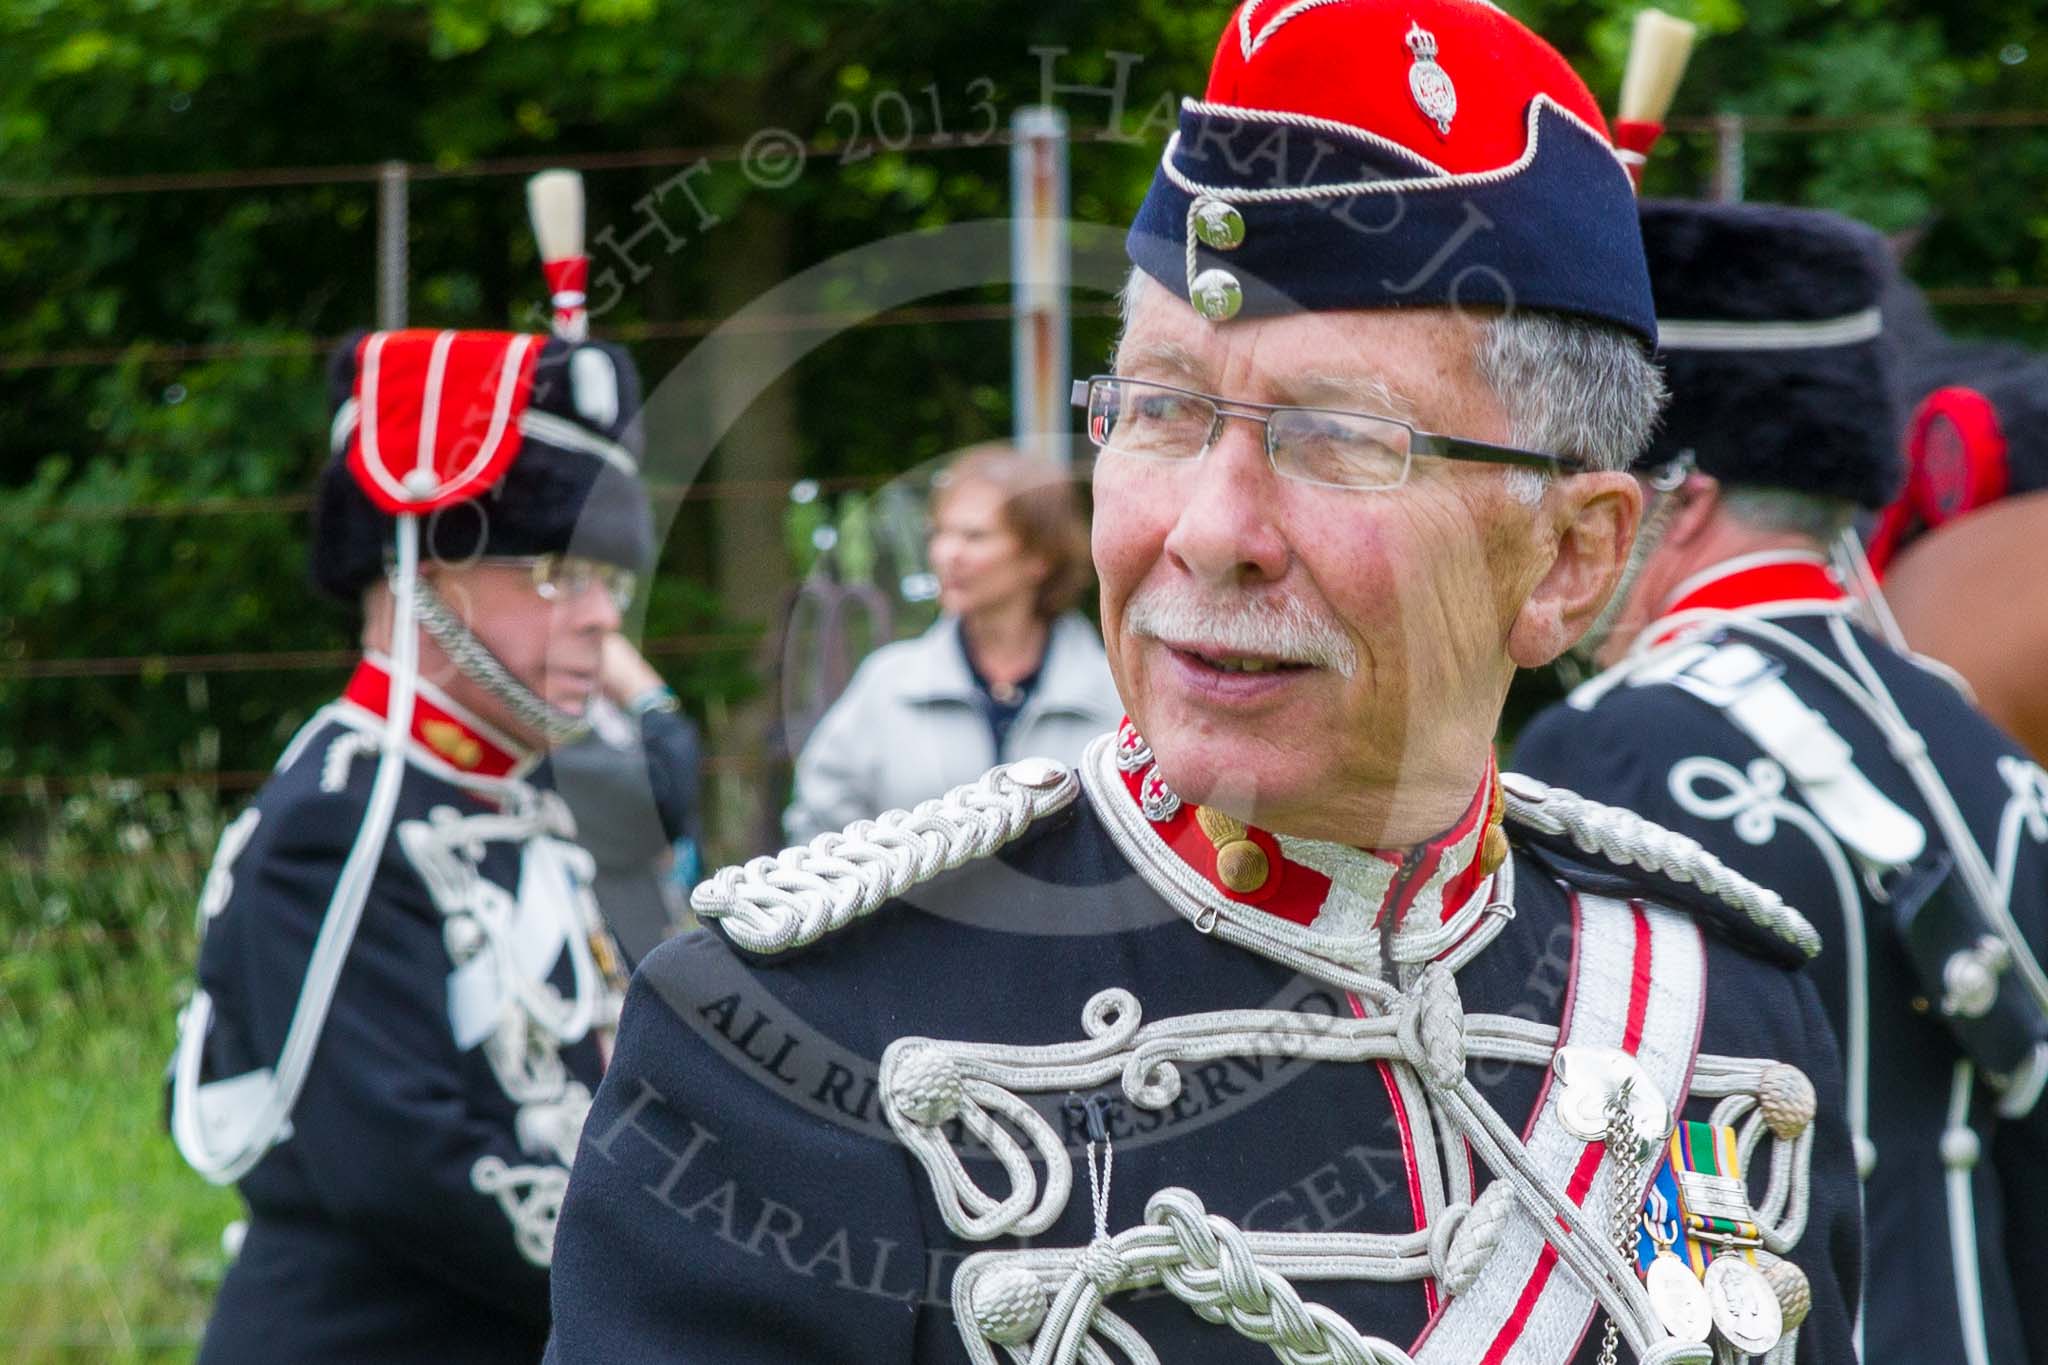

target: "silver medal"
[1552,1045,1671,1150]
[1645,1251,1714,1342]
[1703,1254,1784,1355]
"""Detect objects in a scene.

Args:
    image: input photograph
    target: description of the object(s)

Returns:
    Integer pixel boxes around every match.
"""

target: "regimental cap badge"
[1405,21,1456,137]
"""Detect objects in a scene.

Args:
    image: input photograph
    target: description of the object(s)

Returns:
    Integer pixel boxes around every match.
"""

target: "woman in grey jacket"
[782,447,1121,843]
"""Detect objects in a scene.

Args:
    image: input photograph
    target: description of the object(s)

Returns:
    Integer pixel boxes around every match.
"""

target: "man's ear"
[1508,471,1642,667]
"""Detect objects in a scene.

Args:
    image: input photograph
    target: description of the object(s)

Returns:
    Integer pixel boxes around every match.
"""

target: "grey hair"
[1716,486,1857,543]
[1114,267,1664,479]
[1115,266,1149,344]
[1477,311,1666,475]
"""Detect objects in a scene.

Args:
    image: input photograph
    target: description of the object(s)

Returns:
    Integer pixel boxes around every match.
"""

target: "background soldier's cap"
[1636,198,1901,508]
[1125,0,1656,343]
[308,327,652,601]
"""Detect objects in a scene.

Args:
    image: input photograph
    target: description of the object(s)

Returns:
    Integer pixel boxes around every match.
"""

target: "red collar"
[341,656,531,779]
[1641,553,1847,650]
[1112,718,1498,934]
[1659,552,1847,618]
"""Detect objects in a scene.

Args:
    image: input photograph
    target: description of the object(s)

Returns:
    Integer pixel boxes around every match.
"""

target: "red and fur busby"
[1635,199,1903,509]
[309,328,651,601]
[309,166,649,602]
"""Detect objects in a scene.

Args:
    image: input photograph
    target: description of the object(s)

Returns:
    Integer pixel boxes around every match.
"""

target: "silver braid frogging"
[955,1188,1424,1365]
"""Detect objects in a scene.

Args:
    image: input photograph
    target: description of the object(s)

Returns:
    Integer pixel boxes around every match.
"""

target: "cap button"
[1189,268,1243,322]
[1191,197,1245,250]
[401,468,439,499]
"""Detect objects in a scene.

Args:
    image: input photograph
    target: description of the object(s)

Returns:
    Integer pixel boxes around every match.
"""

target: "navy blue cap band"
[1127,100,1657,346]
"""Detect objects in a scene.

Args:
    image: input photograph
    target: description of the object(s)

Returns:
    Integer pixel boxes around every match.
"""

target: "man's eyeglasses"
[1071,375,1583,491]
[474,554,638,612]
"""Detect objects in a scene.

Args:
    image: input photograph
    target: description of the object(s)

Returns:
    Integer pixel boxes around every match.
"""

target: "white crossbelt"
[1417,894,1706,1364]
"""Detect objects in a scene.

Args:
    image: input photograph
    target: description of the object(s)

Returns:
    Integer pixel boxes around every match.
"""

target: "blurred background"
[1,0,2043,1357]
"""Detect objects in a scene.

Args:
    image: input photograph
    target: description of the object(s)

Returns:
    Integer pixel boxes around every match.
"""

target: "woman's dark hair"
[931,444,1093,621]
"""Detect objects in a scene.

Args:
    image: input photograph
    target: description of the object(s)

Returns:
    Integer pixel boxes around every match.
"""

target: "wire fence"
[3,281,2039,376]
[0,752,768,803]
[1,469,951,525]
[0,106,2041,201]
[0,300,1126,373]
[8,106,2047,814]
[0,123,1161,201]
[0,629,764,681]
[1,105,2041,368]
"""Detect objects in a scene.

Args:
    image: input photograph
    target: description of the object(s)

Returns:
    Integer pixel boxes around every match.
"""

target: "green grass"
[2,785,240,1362]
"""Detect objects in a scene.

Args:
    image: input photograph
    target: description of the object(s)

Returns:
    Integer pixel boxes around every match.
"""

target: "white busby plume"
[1613,9,1698,190]
[527,168,590,341]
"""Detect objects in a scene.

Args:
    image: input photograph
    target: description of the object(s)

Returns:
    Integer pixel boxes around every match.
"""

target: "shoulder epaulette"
[1502,771,1822,962]
[690,758,1081,956]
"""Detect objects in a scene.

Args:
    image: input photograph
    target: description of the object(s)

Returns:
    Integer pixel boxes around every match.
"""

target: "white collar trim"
[1082,735,1506,991]
[1655,549,1831,617]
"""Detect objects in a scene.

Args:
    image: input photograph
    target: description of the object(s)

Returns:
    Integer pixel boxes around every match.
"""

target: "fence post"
[1711,113,1746,204]
[1010,107,1070,465]
[377,160,409,329]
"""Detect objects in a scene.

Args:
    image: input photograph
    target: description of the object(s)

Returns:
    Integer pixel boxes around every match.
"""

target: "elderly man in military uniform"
[169,175,694,1361]
[546,5,1861,1362]
[1515,200,2048,1365]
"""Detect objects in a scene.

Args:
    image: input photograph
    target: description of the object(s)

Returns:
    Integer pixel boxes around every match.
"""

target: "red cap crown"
[1204,0,1614,173]
[344,329,542,514]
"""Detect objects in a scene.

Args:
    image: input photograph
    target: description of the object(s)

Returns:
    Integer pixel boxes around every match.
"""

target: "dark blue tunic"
[187,707,616,1364]
[542,783,1862,1363]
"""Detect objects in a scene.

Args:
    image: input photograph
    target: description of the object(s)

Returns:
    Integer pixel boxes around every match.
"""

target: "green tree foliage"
[0,0,2041,805]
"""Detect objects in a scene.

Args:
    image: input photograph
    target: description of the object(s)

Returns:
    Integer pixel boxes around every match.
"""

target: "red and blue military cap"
[1126,0,1658,345]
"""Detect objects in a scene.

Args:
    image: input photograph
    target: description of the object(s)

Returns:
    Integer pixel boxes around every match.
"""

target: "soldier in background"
[169,173,685,1361]
[1516,199,2048,1365]
[545,6,1861,1362]
[1869,322,2048,768]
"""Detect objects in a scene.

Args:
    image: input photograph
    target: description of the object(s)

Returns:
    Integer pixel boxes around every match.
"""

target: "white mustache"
[1126,588,1359,679]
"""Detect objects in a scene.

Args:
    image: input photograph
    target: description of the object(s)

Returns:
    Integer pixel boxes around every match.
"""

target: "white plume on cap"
[1618,9,1698,129]
[526,169,589,341]
[526,169,585,262]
